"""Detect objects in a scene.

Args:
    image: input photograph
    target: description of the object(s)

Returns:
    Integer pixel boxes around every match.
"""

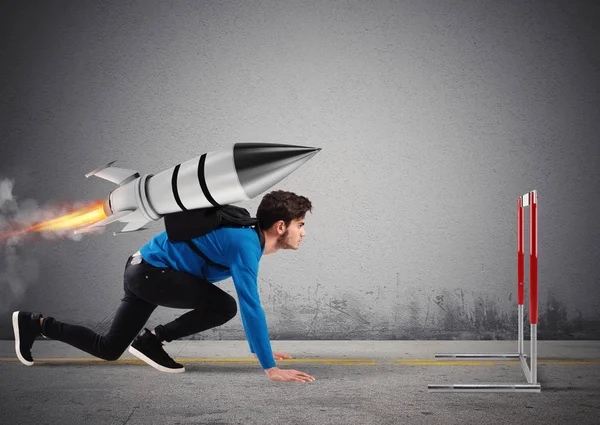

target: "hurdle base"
[429,352,540,392]
[428,384,541,393]
[435,353,527,360]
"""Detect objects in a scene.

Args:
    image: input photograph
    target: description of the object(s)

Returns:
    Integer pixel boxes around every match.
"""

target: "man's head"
[257,190,312,252]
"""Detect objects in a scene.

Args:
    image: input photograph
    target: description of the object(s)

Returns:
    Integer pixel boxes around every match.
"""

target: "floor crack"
[122,406,138,425]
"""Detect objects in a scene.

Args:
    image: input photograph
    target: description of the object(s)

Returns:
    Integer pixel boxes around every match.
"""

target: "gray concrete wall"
[1,0,599,340]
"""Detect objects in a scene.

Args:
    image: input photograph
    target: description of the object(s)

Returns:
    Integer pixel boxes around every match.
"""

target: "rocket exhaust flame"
[0,200,106,241]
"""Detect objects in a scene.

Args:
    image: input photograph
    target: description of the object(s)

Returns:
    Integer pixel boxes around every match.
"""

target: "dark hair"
[256,190,312,230]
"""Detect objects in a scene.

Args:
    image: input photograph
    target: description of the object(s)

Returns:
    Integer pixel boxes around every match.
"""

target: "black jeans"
[41,255,237,361]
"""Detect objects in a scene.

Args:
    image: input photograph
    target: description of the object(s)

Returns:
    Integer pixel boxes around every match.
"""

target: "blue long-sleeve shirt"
[139,227,275,369]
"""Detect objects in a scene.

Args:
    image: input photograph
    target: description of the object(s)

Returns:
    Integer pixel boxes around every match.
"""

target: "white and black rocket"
[76,143,321,234]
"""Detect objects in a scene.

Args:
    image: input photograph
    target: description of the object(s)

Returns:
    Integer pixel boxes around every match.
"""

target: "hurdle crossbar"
[428,190,540,393]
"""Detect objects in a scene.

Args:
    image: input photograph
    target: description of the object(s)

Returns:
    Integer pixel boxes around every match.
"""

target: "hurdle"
[428,190,540,393]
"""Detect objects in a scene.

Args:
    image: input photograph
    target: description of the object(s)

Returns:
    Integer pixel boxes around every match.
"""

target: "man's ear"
[276,220,287,234]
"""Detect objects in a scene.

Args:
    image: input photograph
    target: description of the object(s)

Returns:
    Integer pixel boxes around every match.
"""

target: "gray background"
[1,0,599,341]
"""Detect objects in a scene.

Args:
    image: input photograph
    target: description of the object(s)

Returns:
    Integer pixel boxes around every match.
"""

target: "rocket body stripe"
[203,150,250,205]
[171,164,188,211]
[172,156,210,210]
[145,167,181,214]
[198,154,221,207]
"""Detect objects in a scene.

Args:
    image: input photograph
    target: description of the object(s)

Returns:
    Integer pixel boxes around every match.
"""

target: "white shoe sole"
[12,311,34,366]
[128,346,185,374]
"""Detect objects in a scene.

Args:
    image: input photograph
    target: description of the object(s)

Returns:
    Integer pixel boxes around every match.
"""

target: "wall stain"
[264,292,600,341]
[326,298,370,326]
[304,282,322,338]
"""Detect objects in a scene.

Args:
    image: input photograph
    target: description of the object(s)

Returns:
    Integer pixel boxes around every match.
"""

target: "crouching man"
[13,190,315,383]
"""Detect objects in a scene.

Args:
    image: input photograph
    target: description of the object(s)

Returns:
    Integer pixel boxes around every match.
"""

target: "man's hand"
[253,352,293,361]
[265,367,315,383]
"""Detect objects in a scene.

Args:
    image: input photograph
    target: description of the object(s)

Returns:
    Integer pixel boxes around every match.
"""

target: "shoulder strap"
[184,240,229,271]
[254,226,265,251]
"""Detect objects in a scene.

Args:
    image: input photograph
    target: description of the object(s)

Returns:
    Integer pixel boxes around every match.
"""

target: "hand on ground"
[265,367,315,383]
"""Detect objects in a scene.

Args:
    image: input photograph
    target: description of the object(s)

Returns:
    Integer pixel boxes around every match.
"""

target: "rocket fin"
[85,161,140,186]
[114,220,149,234]
[73,210,135,234]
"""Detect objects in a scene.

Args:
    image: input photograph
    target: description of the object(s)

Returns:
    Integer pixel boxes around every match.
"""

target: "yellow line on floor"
[0,358,599,365]
[0,357,376,365]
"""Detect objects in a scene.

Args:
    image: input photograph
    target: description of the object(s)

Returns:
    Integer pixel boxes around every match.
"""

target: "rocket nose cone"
[233,143,321,198]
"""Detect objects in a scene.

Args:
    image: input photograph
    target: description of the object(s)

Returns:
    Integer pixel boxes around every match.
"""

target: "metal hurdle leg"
[428,191,540,393]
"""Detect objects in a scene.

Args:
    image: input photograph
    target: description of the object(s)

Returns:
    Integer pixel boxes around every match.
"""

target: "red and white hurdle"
[428,190,540,393]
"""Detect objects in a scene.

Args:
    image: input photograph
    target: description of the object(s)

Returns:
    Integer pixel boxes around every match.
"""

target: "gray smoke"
[0,177,102,314]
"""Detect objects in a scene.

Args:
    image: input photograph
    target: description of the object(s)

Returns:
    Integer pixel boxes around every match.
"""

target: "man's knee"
[101,351,122,362]
[222,296,238,320]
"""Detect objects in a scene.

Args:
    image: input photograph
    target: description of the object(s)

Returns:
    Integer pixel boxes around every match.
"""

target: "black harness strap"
[185,240,229,273]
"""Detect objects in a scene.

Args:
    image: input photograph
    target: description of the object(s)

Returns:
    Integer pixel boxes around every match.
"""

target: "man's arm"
[239,307,255,354]
[229,245,315,382]
[229,250,276,370]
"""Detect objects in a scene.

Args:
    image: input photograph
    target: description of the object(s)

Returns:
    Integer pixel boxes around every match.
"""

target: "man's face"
[276,217,306,250]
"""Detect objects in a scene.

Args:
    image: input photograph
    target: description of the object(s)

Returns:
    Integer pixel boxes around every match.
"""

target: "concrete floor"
[1,340,599,425]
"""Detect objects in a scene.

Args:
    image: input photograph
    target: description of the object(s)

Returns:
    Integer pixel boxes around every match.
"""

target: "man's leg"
[125,260,237,343]
[122,258,235,373]
[40,291,157,361]
[154,281,237,343]
[13,256,157,365]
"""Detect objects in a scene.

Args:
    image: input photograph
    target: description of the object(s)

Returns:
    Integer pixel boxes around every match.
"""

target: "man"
[12,190,315,383]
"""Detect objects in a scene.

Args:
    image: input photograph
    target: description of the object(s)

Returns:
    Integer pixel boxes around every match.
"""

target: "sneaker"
[12,311,43,366]
[128,328,184,373]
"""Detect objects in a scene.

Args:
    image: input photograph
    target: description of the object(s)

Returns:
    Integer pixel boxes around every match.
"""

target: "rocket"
[75,143,321,235]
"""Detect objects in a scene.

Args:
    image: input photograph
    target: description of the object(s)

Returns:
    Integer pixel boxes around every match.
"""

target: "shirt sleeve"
[229,243,275,369]
[239,309,256,354]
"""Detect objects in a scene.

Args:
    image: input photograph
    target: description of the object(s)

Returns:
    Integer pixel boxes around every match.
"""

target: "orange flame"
[0,200,107,241]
